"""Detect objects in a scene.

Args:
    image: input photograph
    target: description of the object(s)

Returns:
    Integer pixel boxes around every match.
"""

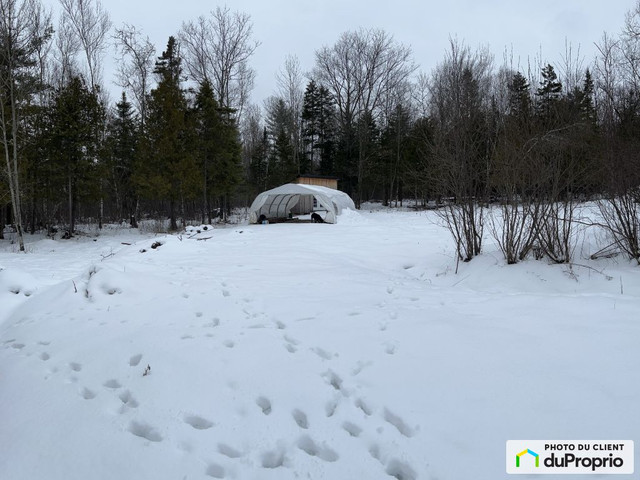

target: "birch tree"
[58,0,111,91]
[0,0,52,251]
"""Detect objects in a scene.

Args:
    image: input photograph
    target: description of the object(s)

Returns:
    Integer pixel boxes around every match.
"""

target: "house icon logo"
[516,448,540,468]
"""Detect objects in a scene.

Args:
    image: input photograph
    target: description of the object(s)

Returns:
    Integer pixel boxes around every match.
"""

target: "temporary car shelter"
[249,183,355,224]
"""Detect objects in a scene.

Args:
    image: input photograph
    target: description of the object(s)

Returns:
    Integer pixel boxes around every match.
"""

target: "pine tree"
[194,80,220,223]
[536,64,562,124]
[106,92,139,225]
[48,76,104,235]
[140,36,196,230]
[301,81,336,175]
[507,71,532,124]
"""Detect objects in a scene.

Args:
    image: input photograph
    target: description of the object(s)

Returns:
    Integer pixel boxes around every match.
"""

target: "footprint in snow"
[69,362,82,372]
[256,396,272,415]
[292,409,309,429]
[103,379,122,389]
[184,414,214,430]
[386,458,418,480]
[205,463,225,478]
[218,443,242,458]
[355,398,373,416]
[342,421,363,437]
[118,390,139,409]
[383,408,416,438]
[261,448,286,469]
[311,347,333,360]
[297,435,339,462]
[128,421,162,442]
[129,354,142,367]
[80,387,96,400]
[39,352,50,361]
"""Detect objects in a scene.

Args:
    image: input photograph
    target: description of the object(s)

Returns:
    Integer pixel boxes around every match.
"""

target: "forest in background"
[1,0,640,265]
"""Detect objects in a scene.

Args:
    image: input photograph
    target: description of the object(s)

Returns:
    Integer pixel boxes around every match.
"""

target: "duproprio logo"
[516,448,539,468]
[507,440,634,474]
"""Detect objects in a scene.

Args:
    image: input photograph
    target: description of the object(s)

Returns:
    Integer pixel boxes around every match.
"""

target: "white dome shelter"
[249,183,355,224]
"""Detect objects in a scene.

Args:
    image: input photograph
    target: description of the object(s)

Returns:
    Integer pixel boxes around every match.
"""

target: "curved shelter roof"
[249,183,355,224]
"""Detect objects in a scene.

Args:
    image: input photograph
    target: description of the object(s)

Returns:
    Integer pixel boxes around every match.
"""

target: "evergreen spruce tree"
[106,92,139,226]
[536,64,563,125]
[140,36,197,230]
[507,72,532,124]
[48,76,105,235]
[194,80,221,223]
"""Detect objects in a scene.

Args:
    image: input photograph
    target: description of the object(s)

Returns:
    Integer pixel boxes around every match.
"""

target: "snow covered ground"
[0,207,638,480]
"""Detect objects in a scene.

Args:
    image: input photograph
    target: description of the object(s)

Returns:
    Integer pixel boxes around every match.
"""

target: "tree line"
[1,0,640,265]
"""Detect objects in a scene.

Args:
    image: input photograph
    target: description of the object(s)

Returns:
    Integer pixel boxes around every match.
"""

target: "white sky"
[60,0,637,105]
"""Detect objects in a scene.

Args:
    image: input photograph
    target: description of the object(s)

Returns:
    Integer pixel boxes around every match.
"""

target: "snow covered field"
[0,207,638,480]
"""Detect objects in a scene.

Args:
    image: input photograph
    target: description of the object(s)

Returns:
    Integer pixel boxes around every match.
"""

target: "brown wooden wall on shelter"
[295,175,338,190]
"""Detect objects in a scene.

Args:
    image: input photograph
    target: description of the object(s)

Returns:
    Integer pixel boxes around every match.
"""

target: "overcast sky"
[59,0,637,106]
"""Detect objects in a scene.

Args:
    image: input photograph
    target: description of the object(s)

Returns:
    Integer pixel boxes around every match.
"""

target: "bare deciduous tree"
[276,54,304,174]
[58,0,111,90]
[313,28,415,206]
[180,6,259,119]
[429,39,495,263]
[113,23,155,122]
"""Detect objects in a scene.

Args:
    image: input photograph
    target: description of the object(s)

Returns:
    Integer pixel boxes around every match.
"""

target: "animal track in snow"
[204,318,220,328]
[218,443,242,458]
[11,343,25,350]
[351,360,373,376]
[39,352,50,361]
[369,443,382,463]
[184,415,214,430]
[342,421,363,437]
[296,435,339,462]
[283,335,298,353]
[69,362,82,372]
[118,390,139,409]
[80,387,96,400]
[292,409,309,429]
[261,448,286,469]
[274,320,286,330]
[355,398,373,416]
[256,396,272,415]
[386,458,417,480]
[322,370,343,392]
[312,347,332,360]
[324,397,340,417]
[103,379,121,389]
[383,408,415,438]
[385,343,397,355]
[128,421,162,442]
[223,340,235,348]
[129,354,142,367]
[205,463,225,478]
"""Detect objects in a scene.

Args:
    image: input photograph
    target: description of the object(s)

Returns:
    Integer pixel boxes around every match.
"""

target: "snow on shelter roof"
[249,183,355,224]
